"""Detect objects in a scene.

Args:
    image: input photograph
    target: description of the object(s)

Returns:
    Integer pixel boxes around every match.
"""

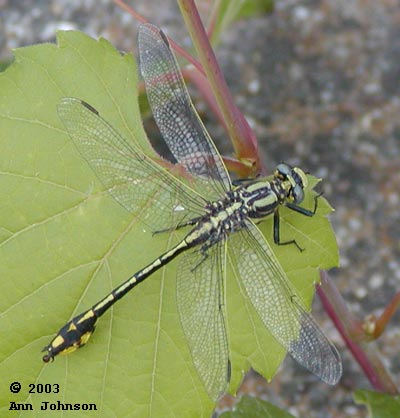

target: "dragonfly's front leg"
[285,192,321,216]
[274,193,321,252]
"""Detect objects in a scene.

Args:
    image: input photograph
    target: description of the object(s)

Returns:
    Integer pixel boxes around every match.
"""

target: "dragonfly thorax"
[236,181,278,219]
[234,163,308,219]
[204,197,248,227]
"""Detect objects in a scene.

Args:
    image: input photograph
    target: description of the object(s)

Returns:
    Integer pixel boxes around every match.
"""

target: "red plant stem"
[112,0,147,23]
[374,290,400,338]
[177,0,261,175]
[318,271,398,394]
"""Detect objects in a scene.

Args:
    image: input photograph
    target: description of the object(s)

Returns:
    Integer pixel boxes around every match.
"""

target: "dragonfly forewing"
[139,24,231,200]
[58,97,208,231]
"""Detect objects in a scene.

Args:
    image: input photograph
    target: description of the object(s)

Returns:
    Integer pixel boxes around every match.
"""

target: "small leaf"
[354,389,400,418]
[220,395,296,418]
[211,0,274,44]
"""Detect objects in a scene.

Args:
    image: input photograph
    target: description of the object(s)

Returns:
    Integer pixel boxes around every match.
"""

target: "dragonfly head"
[274,163,308,204]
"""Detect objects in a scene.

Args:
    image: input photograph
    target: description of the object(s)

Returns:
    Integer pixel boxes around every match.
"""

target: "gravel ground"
[1,1,399,417]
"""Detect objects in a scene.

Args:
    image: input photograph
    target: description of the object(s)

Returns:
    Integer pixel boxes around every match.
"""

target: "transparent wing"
[176,243,230,400]
[139,23,231,200]
[228,220,342,385]
[58,97,208,231]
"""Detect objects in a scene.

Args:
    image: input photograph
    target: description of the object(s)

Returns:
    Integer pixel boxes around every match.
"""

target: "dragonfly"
[42,23,342,400]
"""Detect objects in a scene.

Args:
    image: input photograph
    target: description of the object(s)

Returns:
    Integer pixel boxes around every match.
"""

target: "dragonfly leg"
[189,235,219,273]
[274,193,322,251]
[190,251,209,273]
[273,210,304,252]
[285,192,321,216]
[232,177,258,186]
[152,216,202,236]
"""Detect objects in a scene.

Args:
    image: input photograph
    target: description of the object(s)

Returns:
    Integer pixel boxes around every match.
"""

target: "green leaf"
[220,395,296,418]
[211,0,274,44]
[354,389,400,418]
[0,30,338,418]
[0,58,13,72]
